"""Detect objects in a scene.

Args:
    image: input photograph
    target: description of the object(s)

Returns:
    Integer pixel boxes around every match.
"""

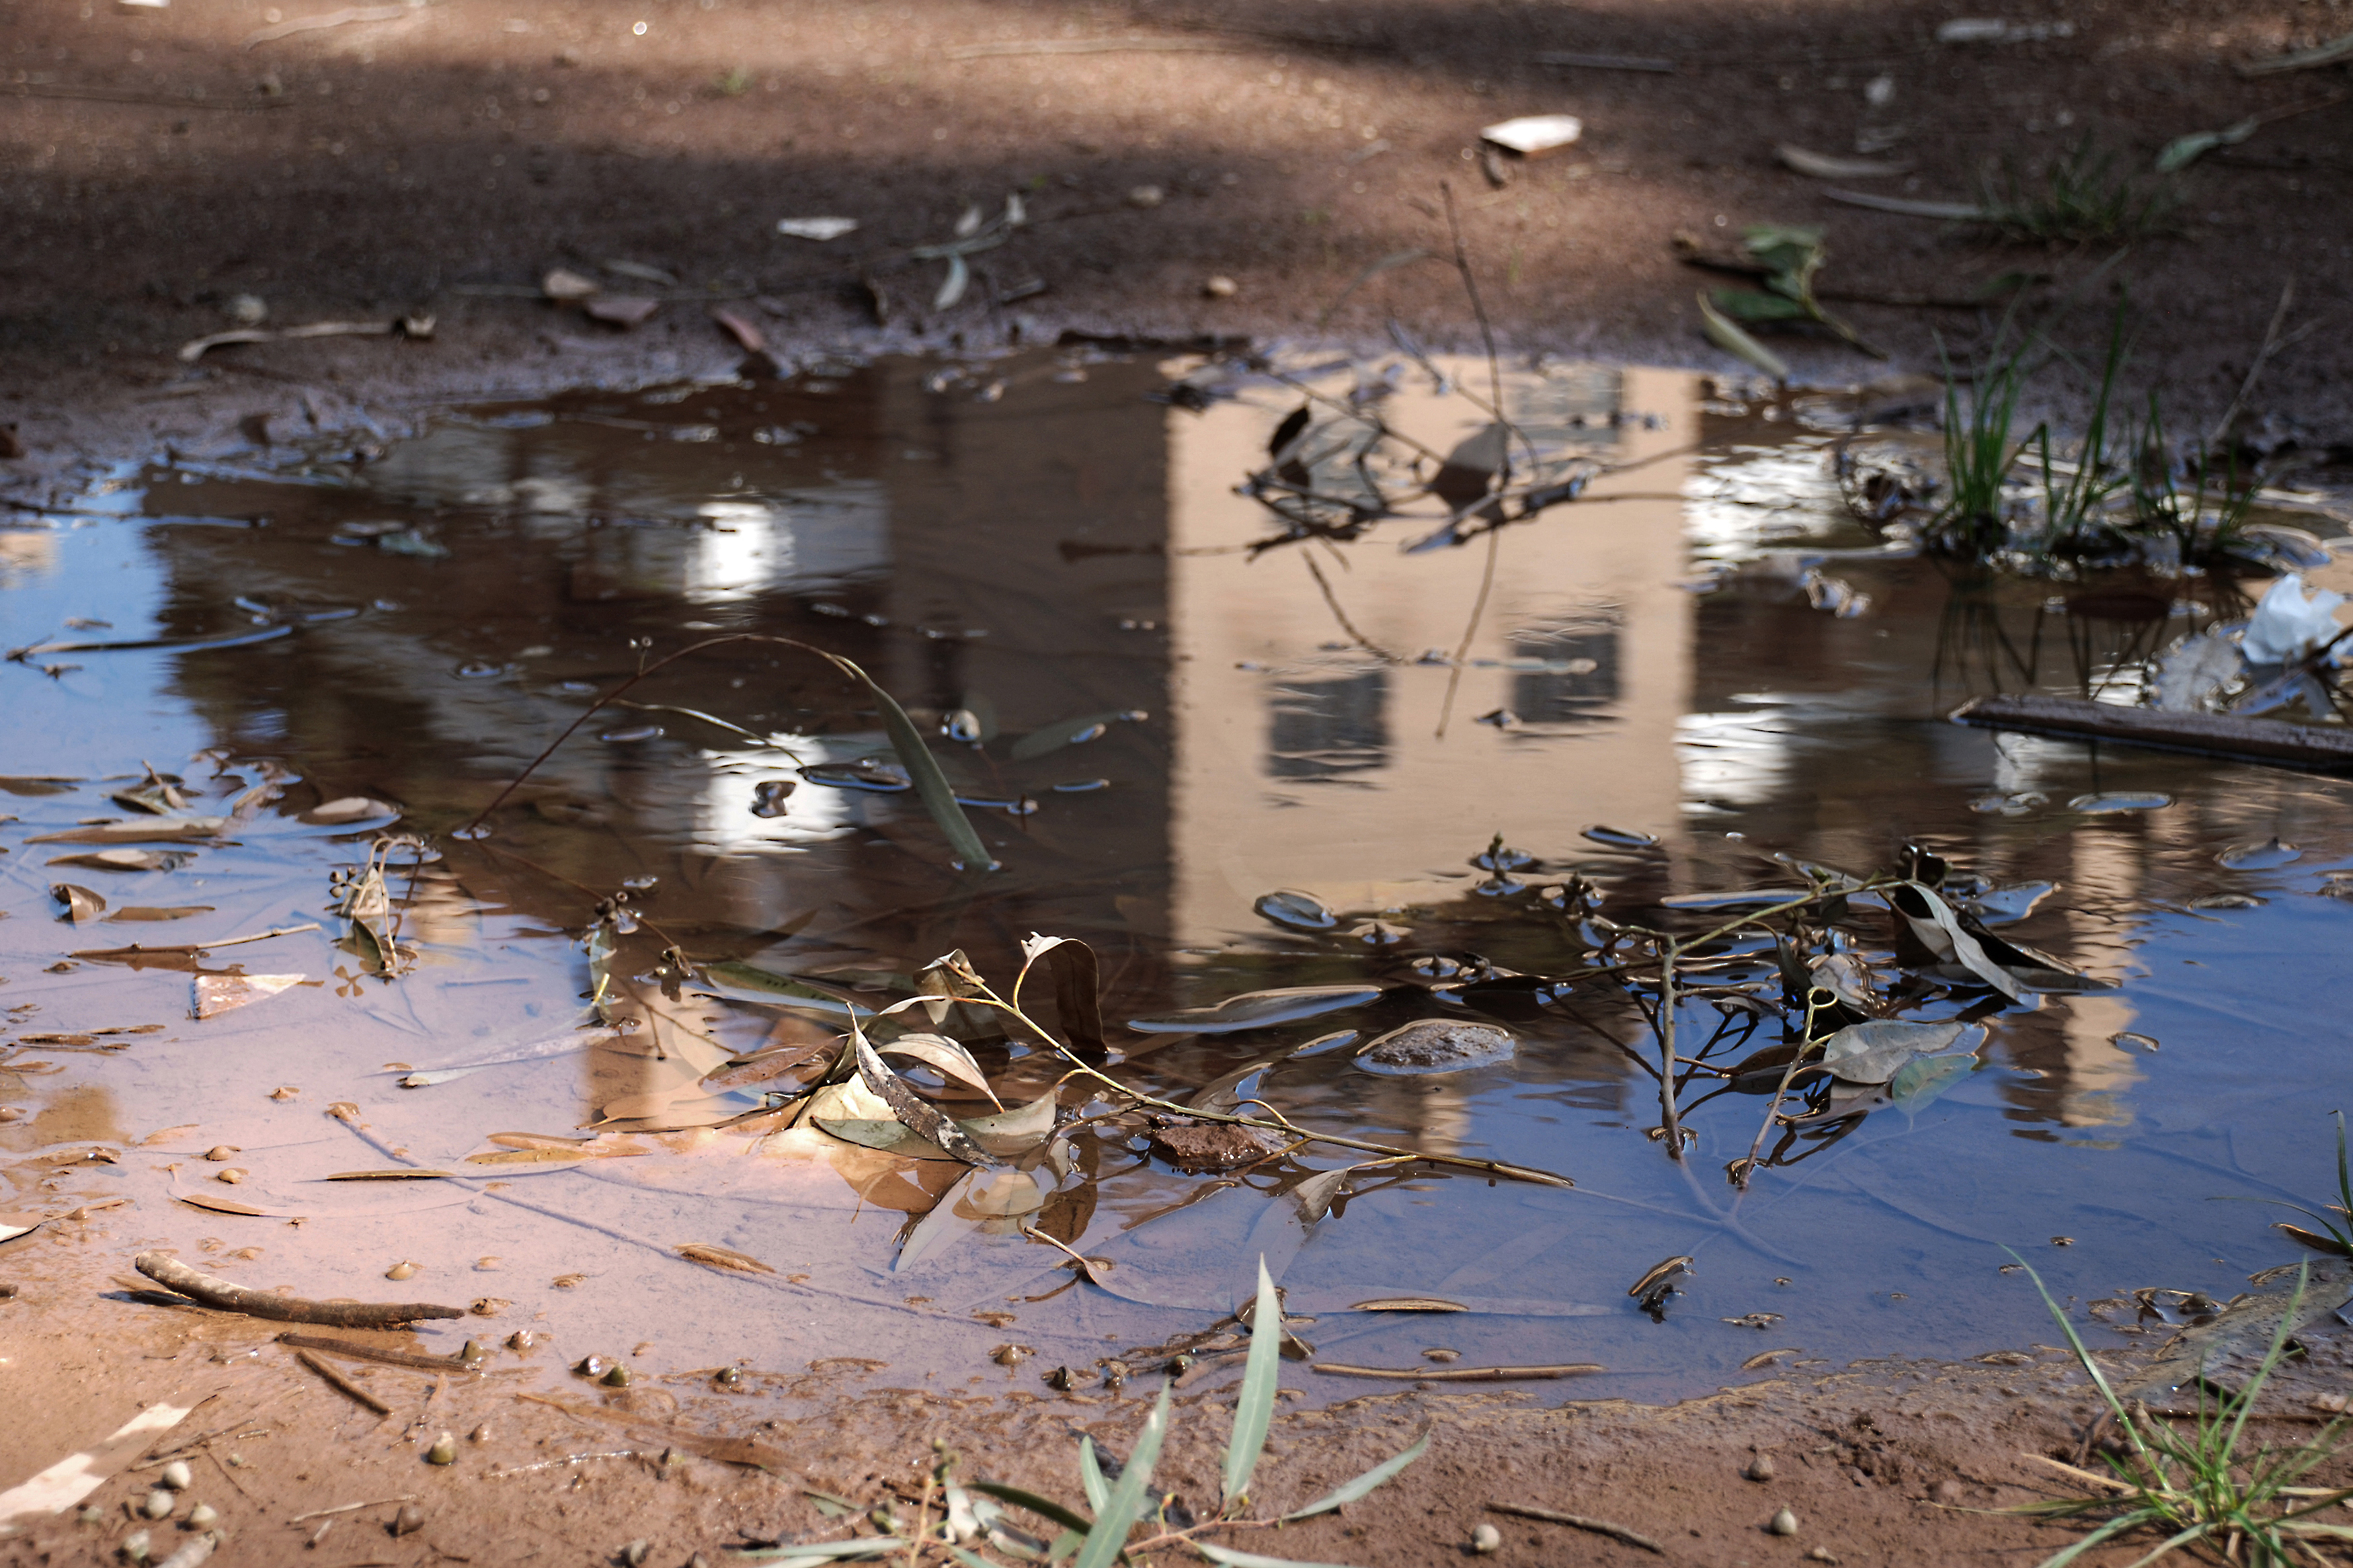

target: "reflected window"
[1267,671,1389,780]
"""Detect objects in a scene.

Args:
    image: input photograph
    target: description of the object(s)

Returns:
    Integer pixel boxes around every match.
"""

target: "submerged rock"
[1150,1121,1277,1170]
[1356,1020,1515,1075]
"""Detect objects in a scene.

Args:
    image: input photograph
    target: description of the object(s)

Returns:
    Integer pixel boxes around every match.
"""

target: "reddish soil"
[3,0,2352,491]
[7,1,2353,1560]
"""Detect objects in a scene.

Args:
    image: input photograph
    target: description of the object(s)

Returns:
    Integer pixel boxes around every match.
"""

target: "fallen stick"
[1486,1501,1665,1554]
[288,1494,420,1524]
[133,1251,465,1327]
[1314,1362,1603,1381]
[292,1349,391,1415]
[278,1332,480,1373]
[1952,693,2353,772]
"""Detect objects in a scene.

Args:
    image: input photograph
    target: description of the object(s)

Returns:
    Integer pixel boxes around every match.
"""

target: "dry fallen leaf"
[584,296,660,328]
[543,267,600,301]
[305,796,401,825]
[675,1243,776,1276]
[711,307,764,354]
[775,216,857,241]
[194,974,303,1021]
[50,882,106,922]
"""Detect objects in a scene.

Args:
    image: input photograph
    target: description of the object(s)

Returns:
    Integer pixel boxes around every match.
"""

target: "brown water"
[7,348,2353,1421]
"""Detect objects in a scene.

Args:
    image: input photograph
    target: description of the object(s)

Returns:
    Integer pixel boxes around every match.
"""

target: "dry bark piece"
[278,1331,481,1373]
[674,1243,775,1275]
[134,1251,465,1327]
[1148,1121,1276,1171]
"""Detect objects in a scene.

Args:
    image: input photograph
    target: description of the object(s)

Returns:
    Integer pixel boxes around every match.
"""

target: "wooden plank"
[1952,693,2353,771]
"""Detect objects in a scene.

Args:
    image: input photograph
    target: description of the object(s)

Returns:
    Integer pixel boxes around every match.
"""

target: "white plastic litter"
[775,217,859,241]
[2241,573,2346,665]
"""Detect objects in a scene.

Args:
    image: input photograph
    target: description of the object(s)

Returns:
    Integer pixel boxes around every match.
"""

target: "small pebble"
[425,1433,456,1466]
[1203,275,1238,299]
[385,1260,418,1281]
[475,1255,502,1270]
[392,1501,425,1536]
[203,1146,239,1161]
[78,1506,104,1526]
[1806,1549,1840,1564]
[158,1460,192,1491]
[186,1503,217,1530]
[1744,1454,1776,1482]
[1423,1348,1461,1363]
[621,1541,650,1567]
[1470,1521,1502,1554]
[214,1168,247,1184]
[120,1528,151,1562]
[1769,1507,1798,1536]
[1931,1479,1964,1505]
[226,293,267,326]
[143,1490,174,1520]
[1126,183,1165,209]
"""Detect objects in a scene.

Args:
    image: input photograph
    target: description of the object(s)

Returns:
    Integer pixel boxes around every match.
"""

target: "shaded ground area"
[3,0,2352,481]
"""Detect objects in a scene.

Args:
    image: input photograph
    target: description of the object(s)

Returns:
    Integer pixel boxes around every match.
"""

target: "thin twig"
[1300,552,1402,663]
[1734,986,1829,1186]
[2209,278,2303,448]
[70,921,321,959]
[288,1495,420,1524]
[1486,1501,1665,1554]
[1656,951,1685,1159]
[292,1350,393,1415]
[1433,527,1501,740]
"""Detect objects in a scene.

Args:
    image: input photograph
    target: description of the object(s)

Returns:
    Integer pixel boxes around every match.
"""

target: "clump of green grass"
[1928,336,2034,557]
[2126,396,2266,573]
[2007,1254,2353,1566]
[739,1258,1427,1566]
[1979,137,2178,247]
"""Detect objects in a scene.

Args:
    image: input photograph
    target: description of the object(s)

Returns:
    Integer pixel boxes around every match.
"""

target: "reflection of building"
[1164,366,1700,945]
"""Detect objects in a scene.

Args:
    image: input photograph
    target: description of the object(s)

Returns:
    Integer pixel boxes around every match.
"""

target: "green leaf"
[1072,1383,1171,1568]
[1710,288,1810,324]
[825,651,995,871]
[949,1549,1006,1568]
[967,1483,1094,1537]
[1224,1255,1283,1513]
[1696,292,1790,381]
[1277,1428,1430,1521]
[1077,1436,1111,1514]
[1193,1546,1369,1568]
[1008,711,1133,762]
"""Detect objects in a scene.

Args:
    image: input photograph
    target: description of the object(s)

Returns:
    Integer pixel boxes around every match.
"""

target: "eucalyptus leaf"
[960,1093,1059,1155]
[1277,1428,1429,1521]
[936,253,970,311]
[1071,1383,1170,1568]
[1697,290,1790,381]
[1128,985,1384,1035]
[699,962,877,1018]
[1887,1050,1975,1112]
[879,1032,1001,1105]
[1224,1256,1283,1512]
[1194,1547,1369,1568]
[1815,1019,1971,1085]
[824,651,995,871]
[817,1116,955,1160]
[853,1031,1003,1169]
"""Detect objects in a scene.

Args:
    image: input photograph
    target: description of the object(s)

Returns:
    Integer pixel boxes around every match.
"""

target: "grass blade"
[1194,1546,1370,1568]
[1071,1383,1171,1568]
[730,1541,906,1562]
[1277,1428,1430,1521]
[1224,1255,1283,1514]
[825,651,996,872]
[1077,1436,1110,1515]
[965,1482,1093,1536]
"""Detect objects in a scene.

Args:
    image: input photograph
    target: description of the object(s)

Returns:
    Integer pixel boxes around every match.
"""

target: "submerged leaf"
[1252,889,1337,931]
[192,973,303,1020]
[1814,1019,1972,1085]
[1129,984,1384,1035]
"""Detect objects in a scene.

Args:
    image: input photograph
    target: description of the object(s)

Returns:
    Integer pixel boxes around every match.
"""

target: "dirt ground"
[11,1221,2353,1568]
[8,1,2353,1561]
[3,0,2352,493]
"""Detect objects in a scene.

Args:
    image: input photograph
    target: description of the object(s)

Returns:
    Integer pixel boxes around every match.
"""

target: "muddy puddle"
[7,347,2353,1431]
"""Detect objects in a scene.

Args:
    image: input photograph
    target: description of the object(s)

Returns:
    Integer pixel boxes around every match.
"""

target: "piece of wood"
[1952,694,2353,771]
[278,1332,481,1374]
[292,1348,393,1415]
[134,1251,465,1327]
[1486,1501,1665,1554]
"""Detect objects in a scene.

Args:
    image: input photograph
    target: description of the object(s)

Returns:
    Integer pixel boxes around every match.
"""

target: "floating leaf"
[106,905,214,922]
[852,1032,1002,1169]
[1017,934,1105,1050]
[50,882,106,923]
[1813,1019,1972,1085]
[1349,1296,1468,1313]
[1581,824,1659,849]
[817,1116,955,1161]
[175,1192,293,1218]
[1886,1049,1976,1112]
[1252,889,1337,931]
[325,1169,452,1181]
[29,817,226,845]
[959,1093,1058,1156]
[2069,791,2171,814]
[701,1041,832,1092]
[1008,710,1135,761]
[1885,883,2022,1001]
[699,962,876,1018]
[48,849,197,873]
[306,796,401,825]
[676,1243,776,1275]
[1129,985,1384,1035]
[193,973,303,1020]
